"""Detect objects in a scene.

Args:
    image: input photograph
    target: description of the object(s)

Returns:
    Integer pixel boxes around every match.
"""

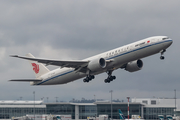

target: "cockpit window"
[162,37,169,40]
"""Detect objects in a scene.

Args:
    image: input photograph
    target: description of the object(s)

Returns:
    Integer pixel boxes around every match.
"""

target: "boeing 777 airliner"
[10,36,173,85]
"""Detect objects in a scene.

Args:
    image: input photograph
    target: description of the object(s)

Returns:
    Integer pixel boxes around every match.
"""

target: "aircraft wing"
[10,55,89,69]
[9,79,42,82]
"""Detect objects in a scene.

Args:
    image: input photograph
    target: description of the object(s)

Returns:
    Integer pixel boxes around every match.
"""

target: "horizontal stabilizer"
[9,79,42,82]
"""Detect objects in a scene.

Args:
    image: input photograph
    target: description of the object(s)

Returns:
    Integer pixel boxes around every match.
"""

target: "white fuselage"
[33,36,173,85]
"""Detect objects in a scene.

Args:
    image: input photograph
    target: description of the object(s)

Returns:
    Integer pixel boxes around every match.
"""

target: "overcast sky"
[0,0,179,102]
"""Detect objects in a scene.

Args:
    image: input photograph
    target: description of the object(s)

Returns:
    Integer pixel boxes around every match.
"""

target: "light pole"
[127,97,130,120]
[174,89,176,117]
[47,97,49,103]
[33,91,35,120]
[55,97,58,103]
[109,90,113,120]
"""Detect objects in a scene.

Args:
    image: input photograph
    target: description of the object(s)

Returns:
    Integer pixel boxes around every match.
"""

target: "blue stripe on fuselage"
[36,40,172,85]
[107,40,172,60]
[37,70,74,85]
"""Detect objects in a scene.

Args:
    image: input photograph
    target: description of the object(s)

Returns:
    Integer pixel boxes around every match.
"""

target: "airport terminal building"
[0,98,178,120]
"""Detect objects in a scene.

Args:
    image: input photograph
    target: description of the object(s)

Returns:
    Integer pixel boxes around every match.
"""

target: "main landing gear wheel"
[160,49,166,60]
[104,71,116,83]
[83,75,95,83]
[104,76,116,83]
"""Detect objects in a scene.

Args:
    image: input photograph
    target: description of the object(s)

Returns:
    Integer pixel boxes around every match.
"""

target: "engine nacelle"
[125,59,143,72]
[87,58,106,72]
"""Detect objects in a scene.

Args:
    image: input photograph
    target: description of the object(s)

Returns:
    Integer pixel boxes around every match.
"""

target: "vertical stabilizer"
[119,109,126,119]
[26,53,50,78]
[158,115,164,120]
[166,115,173,120]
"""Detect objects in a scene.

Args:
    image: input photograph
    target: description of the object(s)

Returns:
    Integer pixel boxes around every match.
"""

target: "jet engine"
[125,59,143,72]
[87,58,106,72]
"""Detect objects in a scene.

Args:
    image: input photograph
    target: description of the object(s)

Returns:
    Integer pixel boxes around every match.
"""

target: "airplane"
[10,36,173,85]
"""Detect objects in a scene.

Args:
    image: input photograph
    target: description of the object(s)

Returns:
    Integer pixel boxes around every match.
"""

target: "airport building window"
[143,107,175,119]
[79,105,97,119]
[142,100,148,104]
[46,104,75,119]
[151,100,156,105]
[96,104,142,119]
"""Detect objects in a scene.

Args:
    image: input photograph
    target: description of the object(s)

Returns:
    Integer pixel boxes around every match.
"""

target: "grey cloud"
[0,0,179,101]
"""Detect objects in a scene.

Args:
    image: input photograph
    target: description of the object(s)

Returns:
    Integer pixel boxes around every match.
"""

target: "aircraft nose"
[169,39,173,45]
[165,39,173,48]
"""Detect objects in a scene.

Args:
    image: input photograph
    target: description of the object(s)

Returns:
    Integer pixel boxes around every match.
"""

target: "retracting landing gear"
[160,49,166,60]
[83,75,95,83]
[104,71,116,83]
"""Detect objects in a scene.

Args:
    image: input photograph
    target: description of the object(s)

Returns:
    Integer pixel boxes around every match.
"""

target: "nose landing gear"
[160,49,166,60]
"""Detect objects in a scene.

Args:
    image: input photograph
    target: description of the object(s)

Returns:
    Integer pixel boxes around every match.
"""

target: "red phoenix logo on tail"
[31,63,39,74]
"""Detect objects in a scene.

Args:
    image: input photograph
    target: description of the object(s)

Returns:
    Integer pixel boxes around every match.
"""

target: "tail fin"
[26,53,50,78]
[166,115,173,120]
[158,115,164,120]
[119,109,126,119]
